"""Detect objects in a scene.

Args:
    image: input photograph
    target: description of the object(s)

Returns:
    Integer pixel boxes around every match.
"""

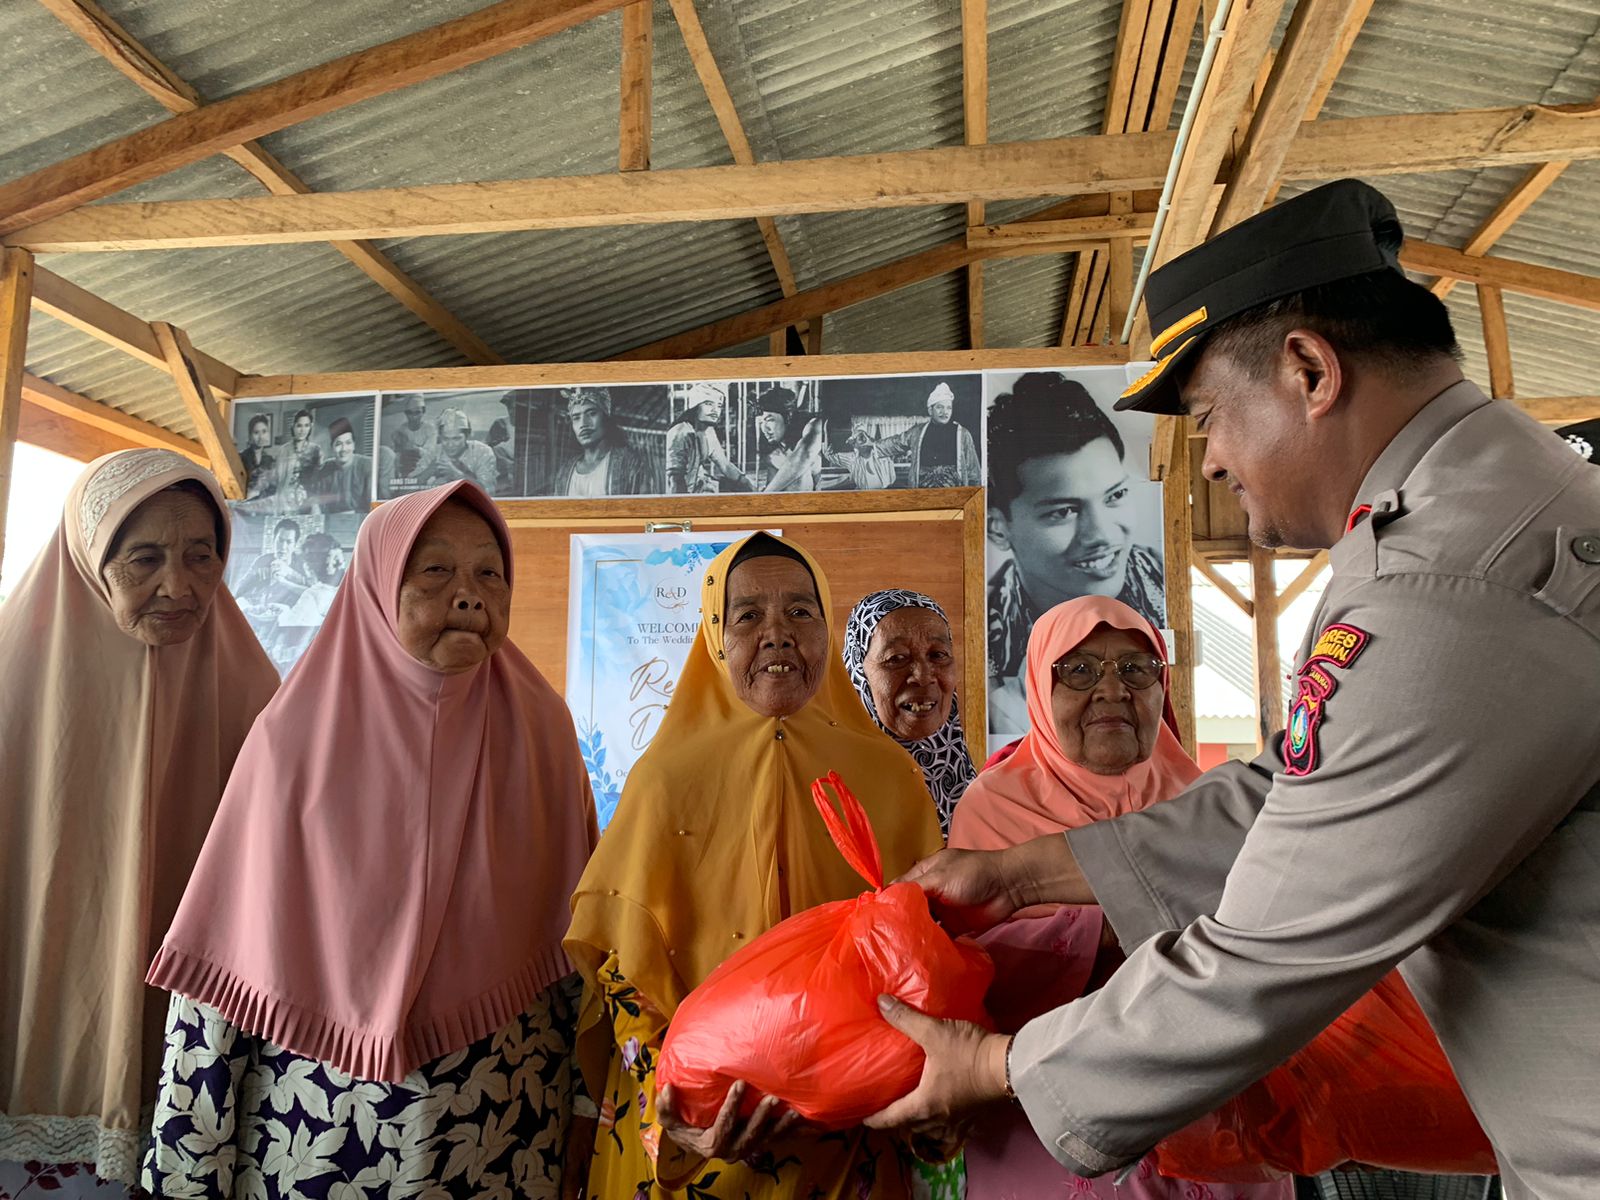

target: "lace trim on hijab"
[0,1111,150,1186]
[77,450,192,551]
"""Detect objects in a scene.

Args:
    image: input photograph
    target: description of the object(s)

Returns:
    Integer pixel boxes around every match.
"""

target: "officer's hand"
[863,996,1010,1138]
[896,847,1023,935]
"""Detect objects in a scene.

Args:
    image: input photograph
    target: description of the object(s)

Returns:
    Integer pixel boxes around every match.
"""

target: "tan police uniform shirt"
[1011,380,1600,1200]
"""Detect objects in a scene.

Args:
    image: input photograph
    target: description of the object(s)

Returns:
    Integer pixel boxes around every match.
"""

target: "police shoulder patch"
[1284,623,1371,778]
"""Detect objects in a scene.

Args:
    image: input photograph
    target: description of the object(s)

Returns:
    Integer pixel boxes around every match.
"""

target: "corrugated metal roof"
[3,0,1598,430]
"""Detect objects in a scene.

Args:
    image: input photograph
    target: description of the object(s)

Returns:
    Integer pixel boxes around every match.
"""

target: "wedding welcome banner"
[567,530,772,828]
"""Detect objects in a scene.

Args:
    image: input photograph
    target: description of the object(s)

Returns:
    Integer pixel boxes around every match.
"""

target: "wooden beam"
[37,0,505,366]
[1212,0,1372,233]
[963,0,988,350]
[619,194,1143,360]
[1158,0,1292,260]
[6,132,1182,252]
[1302,0,1376,118]
[1277,549,1329,609]
[806,318,824,356]
[1249,544,1284,748]
[1515,396,1600,424]
[1195,557,1253,617]
[0,0,631,234]
[30,266,239,399]
[1163,416,1197,754]
[19,399,144,462]
[151,322,247,498]
[1059,249,1100,347]
[620,1,653,172]
[1478,283,1515,399]
[233,346,1135,398]
[768,330,785,356]
[968,209,1156,248]
[1430,160,1571,300]
[665,0,805,332]
[20,372,207,463]
[1400,240,1600,313]
[18,106,1600,253]
[0,250,32,578]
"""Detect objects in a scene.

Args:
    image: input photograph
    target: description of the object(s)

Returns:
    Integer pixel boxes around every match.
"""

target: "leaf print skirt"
[142,976,582,1200]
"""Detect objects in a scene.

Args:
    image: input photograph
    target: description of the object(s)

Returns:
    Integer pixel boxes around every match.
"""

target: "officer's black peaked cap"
[1117,178,1406,415]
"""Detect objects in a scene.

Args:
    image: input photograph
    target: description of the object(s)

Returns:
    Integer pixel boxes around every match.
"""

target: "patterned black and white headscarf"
[843,589,977,834]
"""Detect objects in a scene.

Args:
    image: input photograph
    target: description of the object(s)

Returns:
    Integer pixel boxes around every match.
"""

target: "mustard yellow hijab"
[565,534,942,1092]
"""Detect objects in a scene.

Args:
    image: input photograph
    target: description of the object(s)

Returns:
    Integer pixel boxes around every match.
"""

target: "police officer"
[863,179,1600,1200]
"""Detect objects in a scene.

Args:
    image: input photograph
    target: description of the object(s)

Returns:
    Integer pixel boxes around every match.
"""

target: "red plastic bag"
[1155,972,1497,1181]
[656,771,993,1129]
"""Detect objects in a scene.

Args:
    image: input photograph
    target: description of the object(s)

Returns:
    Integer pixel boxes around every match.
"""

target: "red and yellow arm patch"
[1284,624,1371,778]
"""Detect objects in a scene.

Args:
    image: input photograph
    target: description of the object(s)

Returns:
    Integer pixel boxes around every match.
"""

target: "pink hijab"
[149,481,599,1083]
[950,595,1199,851]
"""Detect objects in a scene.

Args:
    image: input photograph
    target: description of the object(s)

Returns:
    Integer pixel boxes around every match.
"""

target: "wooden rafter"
[1399,240,1600,313]
[1195,557,1253,617]
[1429,160,1572,300]
[0,250,31,576]
[1212,0,1373,232]
[31,265,239,400]
[620,1,653,171]
[21,372,207,463]
[1249,544,1284,747]
[617,194,1147,360]
[151,322,247,499]
[0,0,632,234]
[1477,284,1515,399]
[665,0,809,340]
[969,209,1156,248]
[963,0,988,349]
[19,105,1600,254]
[35,0,505,365]
[1278,550,1330,609]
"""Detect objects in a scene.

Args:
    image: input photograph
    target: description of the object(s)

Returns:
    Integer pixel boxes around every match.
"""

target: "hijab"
[843,589,977,833]
[949,595,1199,852]
[149,481,598,1084]
[0,450,277,1184]
[565,534,942,1094]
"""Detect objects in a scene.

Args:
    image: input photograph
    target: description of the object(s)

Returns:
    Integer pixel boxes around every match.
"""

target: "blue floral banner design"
[566,531,770,828]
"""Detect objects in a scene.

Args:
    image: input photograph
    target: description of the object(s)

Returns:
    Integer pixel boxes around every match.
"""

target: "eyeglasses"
[1052,652,1165,691]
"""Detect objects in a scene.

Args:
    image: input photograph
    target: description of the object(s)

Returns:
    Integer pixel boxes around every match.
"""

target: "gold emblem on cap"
[1120,333,1199,399]
[1149,305,1208,357]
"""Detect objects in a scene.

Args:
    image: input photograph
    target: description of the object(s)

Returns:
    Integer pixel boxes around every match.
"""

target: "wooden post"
[1478,283,1515,399]
[962,0,987,350]
[1249,543,1284,748]
[151,321,248,499]
[0,249,34,581]
[619,0,653,172]
[806,318,824,356]
[1161,416,1197,754]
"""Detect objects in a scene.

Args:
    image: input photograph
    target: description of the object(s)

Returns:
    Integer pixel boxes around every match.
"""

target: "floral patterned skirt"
[142,976,582,1200]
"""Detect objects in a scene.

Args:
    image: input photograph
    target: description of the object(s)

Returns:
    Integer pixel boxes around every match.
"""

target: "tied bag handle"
[809,771,884,891]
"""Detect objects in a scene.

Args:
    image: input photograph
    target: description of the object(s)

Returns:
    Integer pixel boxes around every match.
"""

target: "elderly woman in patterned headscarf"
[843,589,977,835]
[0,450,279,1199]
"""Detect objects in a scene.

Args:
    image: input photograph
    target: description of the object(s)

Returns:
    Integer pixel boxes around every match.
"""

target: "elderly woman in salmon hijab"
[142,480,599,1199]
[0,449,278,1199]
[565,533,943,1200]
[943,596,1289,1200]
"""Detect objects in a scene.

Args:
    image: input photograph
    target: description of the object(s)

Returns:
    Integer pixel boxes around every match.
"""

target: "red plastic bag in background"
[656,771,994,1129]
[1155,972,1497,1182]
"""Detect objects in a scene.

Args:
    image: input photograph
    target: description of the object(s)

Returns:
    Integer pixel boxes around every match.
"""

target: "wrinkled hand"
[896,847,1023,936]
[864,996,1011,1139]
[657,1081,808,1165]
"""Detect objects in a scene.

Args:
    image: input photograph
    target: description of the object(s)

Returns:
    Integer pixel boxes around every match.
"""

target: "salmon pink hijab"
[950,595,1198,850]
[150,481,599,1083]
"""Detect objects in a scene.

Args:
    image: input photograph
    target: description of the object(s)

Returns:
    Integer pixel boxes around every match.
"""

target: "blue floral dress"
[142,976,584,1199]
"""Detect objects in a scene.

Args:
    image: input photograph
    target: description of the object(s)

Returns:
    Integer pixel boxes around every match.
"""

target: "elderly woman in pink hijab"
[0,450,279,1199]
[143,480,599,1199]
[948,596,1291,1200]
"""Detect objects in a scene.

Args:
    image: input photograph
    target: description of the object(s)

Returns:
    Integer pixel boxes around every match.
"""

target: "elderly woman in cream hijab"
[0,449,278,1198]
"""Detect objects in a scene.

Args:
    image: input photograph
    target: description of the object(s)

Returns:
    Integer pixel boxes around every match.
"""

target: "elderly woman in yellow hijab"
[566,533,943,1199]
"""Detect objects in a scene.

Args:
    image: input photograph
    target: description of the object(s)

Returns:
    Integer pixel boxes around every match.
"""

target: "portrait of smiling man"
[985,370,1165,736]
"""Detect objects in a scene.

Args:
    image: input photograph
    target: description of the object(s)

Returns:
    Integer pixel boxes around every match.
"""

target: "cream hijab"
[0,450,277,1184]
[565,534,943,1094]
